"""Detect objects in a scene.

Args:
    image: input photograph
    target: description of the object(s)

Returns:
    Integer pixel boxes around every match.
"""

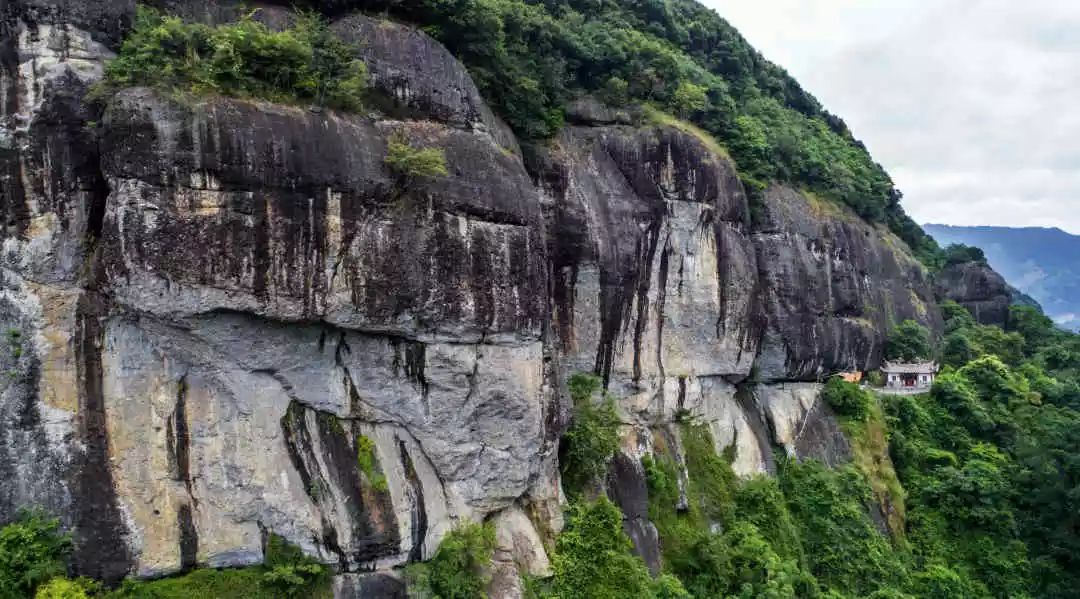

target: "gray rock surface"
[333,14,520,154]
[0,0,992,593]
[935,260,1012,326]
[753,186,942,381]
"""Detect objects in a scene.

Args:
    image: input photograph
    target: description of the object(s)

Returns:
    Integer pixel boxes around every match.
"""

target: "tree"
[550,499,661,599]
[384,134,449,181]
[821,377,872,420]
[942,244,986,266]
[560,373,620,497]
[405,523,495,599]
[886,320,932,362]
[0,511,70,599]
[669,81,708,117]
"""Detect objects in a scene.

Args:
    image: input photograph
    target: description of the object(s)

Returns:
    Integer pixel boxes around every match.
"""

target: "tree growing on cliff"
[384,133,449,192]
[404,522,495,599]
[559,373,620,498]
[942,243,987,266]
[886,320,933,362]
[0,510,70,599]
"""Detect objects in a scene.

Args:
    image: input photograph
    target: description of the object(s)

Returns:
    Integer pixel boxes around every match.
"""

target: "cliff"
[0,2,954,596]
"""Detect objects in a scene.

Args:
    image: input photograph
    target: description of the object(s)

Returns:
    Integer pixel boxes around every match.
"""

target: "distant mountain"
[924,224,1080,330]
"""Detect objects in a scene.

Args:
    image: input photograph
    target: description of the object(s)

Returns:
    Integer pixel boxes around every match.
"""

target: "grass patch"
[803,189,858,223]
[643,105,731,161]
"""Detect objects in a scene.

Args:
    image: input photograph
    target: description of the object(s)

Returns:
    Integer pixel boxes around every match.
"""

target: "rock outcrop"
[753,186,941,381]
[0,1,957,595]
[936,260,1012,326]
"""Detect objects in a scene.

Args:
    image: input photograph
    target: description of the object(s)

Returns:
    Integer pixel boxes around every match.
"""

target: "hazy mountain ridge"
[925,224,1080,330]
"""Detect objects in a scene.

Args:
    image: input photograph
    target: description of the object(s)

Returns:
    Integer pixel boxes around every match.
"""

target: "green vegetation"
[100,7,366,110]
[355,0,940,263]
[0,531,330,599]
[355,434,389,493]
[942,243,987,266]
[384,134,450,181]
[821,376,872,420]
[0,510,71,599]
[885,319,932,362]
[642,105,730,160]
[103,534,329,598]
[106,569,274,599]
[34,578,100,599]
[546,498,687,599]
[625,301,1080,598]
[876,302,1080,598]
[404,522,495,599]
[559,373,620,497]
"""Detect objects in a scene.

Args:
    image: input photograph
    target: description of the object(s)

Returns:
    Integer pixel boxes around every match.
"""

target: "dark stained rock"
[99,88,546,341]
[334,571,407,598]
[2,0,135,46]
[332,13,519,153]
[564,96,641,126]
[533,124,759,394]
[935,260,1012,326]
[791,399,851,468]
[752,186,942,381]
[606,452,661,575]
[144,1,294,29]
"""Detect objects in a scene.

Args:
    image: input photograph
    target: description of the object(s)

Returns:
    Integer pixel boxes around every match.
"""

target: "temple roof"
[881,360,938,374]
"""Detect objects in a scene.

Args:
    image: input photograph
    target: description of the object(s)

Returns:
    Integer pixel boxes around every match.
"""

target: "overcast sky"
[708,0,1080,234]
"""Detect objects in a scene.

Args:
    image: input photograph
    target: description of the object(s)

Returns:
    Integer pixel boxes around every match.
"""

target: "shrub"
[0,510,71,599]
[559,373,620,497]
[384,134,449,182]
[106,534,329,599]
[549,498,658,598]
[107,568,270,598]
[34,578,99,599]
[102,8,366,111]
[778,459,905,596]
[405,522,495,599]
[821,377,872,420]
[886,320,932,362]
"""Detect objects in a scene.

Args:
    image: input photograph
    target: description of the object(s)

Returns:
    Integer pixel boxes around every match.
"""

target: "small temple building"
[881,361,938,391]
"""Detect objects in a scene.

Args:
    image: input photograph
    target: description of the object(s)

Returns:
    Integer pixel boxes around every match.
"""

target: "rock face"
[0,0,957,593]
[936,260,1012,326]
[753,186,941,381]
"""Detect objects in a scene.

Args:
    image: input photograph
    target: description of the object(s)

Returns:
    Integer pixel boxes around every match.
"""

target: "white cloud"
[705,0,1080,233]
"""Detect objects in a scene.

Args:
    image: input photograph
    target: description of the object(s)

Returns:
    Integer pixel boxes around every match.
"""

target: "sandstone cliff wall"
[0,2,950,595]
